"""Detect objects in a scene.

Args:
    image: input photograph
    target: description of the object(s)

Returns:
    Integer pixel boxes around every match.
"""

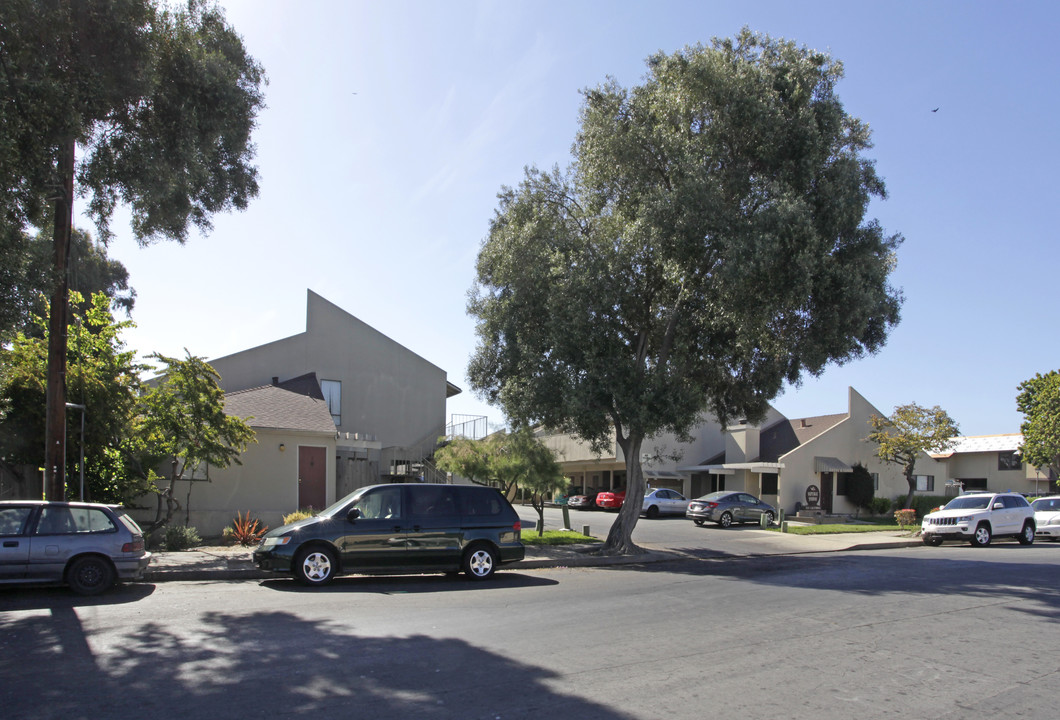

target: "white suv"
[921,492,1036,547]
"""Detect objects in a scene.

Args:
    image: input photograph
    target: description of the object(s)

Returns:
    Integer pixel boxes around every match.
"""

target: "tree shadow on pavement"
[0,593,628,720]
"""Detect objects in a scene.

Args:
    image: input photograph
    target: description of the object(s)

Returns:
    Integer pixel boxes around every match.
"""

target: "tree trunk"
[903,461,917,510]
[43,138,75,501]
[600,433,647,556]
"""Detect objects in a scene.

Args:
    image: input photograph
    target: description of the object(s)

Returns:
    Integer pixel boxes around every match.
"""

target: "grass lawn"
[774,523,912,535]
[521,530,601,546]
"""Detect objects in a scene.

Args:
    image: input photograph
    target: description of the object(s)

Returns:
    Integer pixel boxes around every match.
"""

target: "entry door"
[820,472,834,514]
[298,446,327,511]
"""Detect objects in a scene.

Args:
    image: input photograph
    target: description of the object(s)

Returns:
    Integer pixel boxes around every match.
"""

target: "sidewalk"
[141,529,922,583]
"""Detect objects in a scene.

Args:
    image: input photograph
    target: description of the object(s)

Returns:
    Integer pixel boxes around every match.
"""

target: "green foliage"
[282,509,316,525]
[521,530,600,546]
[1,228,134,339]
[0,292,151,503]
[160,524,201,551]
[1017,370,1060,480]
[230,511,268,546]
[845,464,876,515]
[868,497,892,516]
[434,435,495,485]
[867,403,959,509]
[468,29,902,554]
[0,0,267,243]
[137,351,256,533]
[904,495,950,518]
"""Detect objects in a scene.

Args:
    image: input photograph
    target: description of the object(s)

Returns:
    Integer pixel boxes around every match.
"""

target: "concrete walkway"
[141,529,922,583]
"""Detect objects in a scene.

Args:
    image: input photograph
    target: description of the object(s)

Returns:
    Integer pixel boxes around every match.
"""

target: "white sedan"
[641,488,689,518]
[1032,496,1060,541]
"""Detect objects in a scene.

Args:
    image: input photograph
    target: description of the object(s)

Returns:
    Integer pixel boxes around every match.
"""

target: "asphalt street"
[2,541,1058,720]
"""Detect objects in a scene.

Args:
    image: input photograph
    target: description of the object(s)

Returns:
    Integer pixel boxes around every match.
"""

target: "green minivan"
[253,483,524,585]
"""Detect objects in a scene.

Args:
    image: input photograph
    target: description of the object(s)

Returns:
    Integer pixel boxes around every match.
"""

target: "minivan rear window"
[460,489,505,517]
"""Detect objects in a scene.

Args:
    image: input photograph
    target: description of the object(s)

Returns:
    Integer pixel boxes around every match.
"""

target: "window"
[353,487,402,520]
[872,473,879,491]
[836,473,848,496]
[320,379,341,425]
[0,506,32,535]
[36,507,116,534]
[961,478,988,491]
[761,473,779,495]
[998,451,1021,471]
[915,475,935,492]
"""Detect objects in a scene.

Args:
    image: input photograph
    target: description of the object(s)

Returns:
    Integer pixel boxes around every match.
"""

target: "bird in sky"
[932,107,939,112]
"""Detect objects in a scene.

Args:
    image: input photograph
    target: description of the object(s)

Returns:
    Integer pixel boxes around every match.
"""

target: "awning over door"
[814,456,853,473]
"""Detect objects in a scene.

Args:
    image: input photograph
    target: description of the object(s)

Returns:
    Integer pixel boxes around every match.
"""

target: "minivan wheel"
[1017,522,1035,545]
[970,524,992,547]
[295,546,337,586]
[463,545,497,580]
[718,512,733,528]
[67,556,116,596]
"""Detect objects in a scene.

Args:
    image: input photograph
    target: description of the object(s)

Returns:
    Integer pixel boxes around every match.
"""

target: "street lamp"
[65,403,85,501]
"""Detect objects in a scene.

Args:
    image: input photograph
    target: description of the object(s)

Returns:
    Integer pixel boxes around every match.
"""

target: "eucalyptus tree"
[468,29,903,554]
[867,403,959,510]
[0,0,266,498]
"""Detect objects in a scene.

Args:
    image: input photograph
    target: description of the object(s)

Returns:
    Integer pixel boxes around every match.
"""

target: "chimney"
[800,418,808,428]
[272,376,279,386]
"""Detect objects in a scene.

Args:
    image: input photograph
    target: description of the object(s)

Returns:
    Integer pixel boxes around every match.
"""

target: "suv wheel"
[1017,522,1035,545]
[970,523,992,547]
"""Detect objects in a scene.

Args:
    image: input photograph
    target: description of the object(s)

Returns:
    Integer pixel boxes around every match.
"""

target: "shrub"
[231,511,269,546]
[869,497,892,516]
[894,508,917,528]
[907,495,949,518]
[161,525,201,551]
[282,509,317,525]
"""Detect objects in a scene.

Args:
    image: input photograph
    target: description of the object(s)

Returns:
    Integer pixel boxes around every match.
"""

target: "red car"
[595,489,626,510]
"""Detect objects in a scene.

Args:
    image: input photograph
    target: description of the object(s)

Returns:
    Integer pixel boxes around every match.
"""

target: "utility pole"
[44,137,75,501]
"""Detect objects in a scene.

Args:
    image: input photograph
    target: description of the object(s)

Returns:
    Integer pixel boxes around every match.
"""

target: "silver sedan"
[686,491,776,528]
[641,488,689,518]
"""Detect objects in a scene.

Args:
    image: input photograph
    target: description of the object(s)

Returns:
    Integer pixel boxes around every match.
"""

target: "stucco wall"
[208,291,448,451]
[776,388,946,514]
[132,428,336,538]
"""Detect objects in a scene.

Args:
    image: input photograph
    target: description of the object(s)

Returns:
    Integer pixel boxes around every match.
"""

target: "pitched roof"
[224,384,336,434]
[757,414,847,462]
[931,434,1023,458]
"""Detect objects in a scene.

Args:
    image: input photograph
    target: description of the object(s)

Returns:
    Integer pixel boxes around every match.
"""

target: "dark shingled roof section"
[757,414,847,462]
[225,384,336,434]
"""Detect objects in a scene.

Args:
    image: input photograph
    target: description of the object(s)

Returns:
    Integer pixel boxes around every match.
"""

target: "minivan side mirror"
[347,508,362,523]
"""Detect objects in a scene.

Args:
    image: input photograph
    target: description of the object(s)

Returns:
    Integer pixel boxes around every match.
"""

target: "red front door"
[298,446,327,511]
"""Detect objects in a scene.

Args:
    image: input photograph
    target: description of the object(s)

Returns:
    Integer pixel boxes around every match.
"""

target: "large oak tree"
[468,30,903,555]
[0,0,265,498]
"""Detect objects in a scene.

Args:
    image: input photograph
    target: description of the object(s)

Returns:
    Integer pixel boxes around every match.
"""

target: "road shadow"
[259,571,558,594]
[0,592,623,720]
[0,581,155,611]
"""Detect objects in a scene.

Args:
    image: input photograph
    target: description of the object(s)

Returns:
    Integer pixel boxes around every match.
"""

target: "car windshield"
[318,487,370,518]
[944,496,992,510]
[1032,498,1060,511]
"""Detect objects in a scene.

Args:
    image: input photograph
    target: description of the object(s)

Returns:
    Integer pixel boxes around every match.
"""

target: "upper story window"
[998,450,1021,471]
[320,380,341,425]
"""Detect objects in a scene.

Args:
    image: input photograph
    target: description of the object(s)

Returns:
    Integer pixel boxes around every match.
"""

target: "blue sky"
[95,0,1059,437]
